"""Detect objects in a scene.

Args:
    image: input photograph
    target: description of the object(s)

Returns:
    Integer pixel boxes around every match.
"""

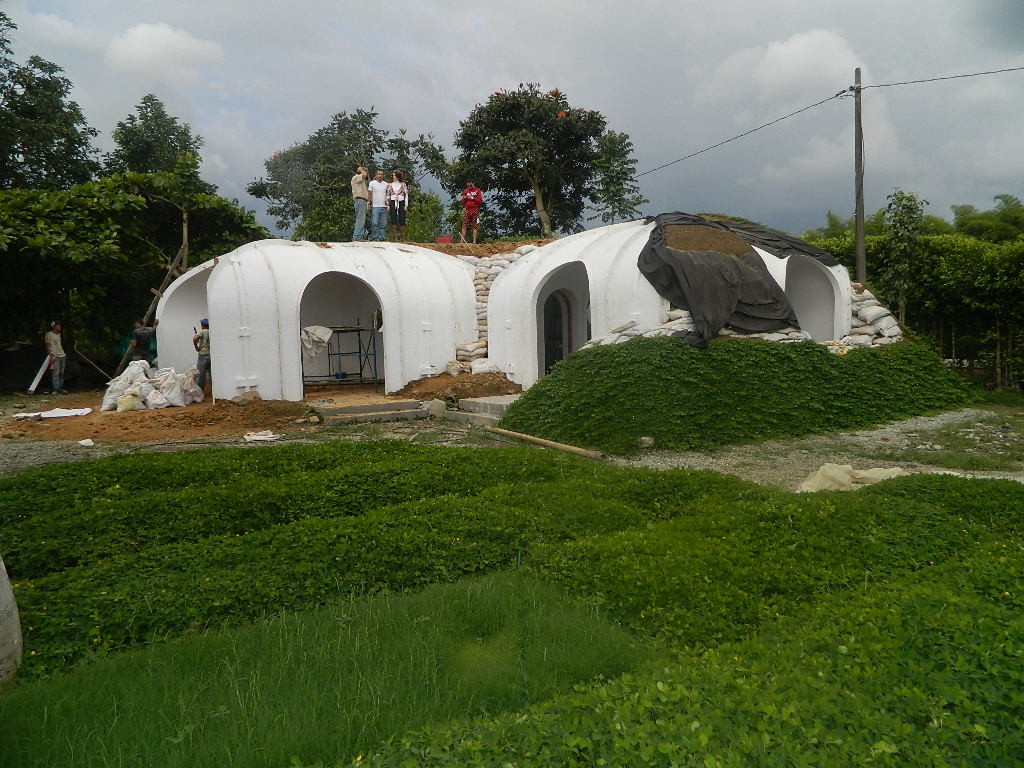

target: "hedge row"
[0,444,613,580]
[11,485,665,678]
[527,480,1024,645]
[14,466,1022,681]
[500,337,973,453]
[354,542,1024,767]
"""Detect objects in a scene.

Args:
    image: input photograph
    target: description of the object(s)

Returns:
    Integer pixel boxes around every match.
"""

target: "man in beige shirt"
[351,166,369,240]
[44,321,68,394]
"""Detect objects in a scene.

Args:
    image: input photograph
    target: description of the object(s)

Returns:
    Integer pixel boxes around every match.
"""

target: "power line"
[636,90,847,178]
[861,65,1024,90]
[638,64,1024,179]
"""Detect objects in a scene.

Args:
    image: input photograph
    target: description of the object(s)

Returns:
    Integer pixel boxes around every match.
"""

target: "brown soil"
[396,372,522,402]
[1,391,312,443]
[414,239,554,258]
[663,224,752,257]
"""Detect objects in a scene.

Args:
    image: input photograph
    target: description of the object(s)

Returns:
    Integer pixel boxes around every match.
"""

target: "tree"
[452,84,636,237]
[248,109,445,240]
[880,187,928,323]
[0,169,266,359]
[0,12,99,189]
[104,94,205,177]
[589,130,647,225]
[953,194,1024,243]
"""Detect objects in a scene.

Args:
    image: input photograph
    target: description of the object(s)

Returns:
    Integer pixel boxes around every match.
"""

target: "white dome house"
[156,239,477,400]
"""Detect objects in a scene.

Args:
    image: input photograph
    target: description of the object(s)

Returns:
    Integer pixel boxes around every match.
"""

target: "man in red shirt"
[459,181,483,244]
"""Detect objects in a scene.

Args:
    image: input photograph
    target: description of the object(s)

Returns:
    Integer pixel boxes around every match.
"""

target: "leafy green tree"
[0,169,266,359]
[589,130,647,225]
[880,188,928,323]
[452,84,622,237]
[953,194,1024,243]
[0,12,99,189]
[249,109,445,240]
[405,191,447,243]
[104,94,205,178]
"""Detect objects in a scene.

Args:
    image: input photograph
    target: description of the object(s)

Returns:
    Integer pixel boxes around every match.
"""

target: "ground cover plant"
[0,572,660,768]
[500,337,973,453]
[1,440,1021,767]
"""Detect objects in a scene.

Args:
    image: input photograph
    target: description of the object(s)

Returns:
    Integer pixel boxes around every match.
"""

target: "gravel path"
[2,407,1021,489]
[608,408,1024,490]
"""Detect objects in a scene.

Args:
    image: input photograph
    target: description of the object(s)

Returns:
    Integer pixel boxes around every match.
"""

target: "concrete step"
[456,394,520,417]
[318,400,421,416]
[442,410,501,427]
[321,408,427,426]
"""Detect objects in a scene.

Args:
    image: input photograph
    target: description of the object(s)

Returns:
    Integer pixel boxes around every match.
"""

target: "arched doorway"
[299,272,383,394]
[536,262,590,375]
[543,291,572,373]
[783,255,846,341]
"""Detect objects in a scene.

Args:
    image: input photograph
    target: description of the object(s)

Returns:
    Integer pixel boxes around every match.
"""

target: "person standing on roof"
[368,169,389,242]
[387,170,409,241]
[351,166,369,240]
[460,180,483,244]
[193,318,211,393]
[44,320,68,394]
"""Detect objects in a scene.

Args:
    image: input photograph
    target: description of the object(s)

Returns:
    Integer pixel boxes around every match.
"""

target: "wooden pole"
[854,67,867,283]
[113,241,189,376]
[484,426,604,460]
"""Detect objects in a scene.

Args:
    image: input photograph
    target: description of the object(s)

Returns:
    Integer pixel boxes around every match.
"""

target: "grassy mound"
[500,337,973,454]
[0,573,658,768]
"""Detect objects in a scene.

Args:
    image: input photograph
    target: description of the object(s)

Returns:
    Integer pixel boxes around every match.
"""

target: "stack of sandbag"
[101,362,205,411]
[455,339,488,363]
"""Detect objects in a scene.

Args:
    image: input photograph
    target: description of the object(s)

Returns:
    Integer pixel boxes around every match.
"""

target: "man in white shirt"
[367,170,389,241]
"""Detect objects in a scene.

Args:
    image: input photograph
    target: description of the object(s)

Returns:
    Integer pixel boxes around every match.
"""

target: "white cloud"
[104,23,222,88]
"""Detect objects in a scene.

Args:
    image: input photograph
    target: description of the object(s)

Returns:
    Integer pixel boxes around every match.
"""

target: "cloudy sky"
[6,0,1024,236]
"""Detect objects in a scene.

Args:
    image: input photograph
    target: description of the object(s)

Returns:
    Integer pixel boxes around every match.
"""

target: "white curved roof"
[488,220,660,386]
[157,239,476,399]
[487,217,852,388]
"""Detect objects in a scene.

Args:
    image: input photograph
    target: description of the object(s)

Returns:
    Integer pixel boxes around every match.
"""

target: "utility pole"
[853,67,866,283]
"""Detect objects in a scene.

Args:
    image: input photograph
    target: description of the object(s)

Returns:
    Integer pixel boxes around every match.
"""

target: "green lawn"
[1,438,1021,767]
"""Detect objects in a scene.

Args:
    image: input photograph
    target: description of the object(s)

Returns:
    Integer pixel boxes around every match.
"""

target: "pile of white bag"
[100,360,205,412]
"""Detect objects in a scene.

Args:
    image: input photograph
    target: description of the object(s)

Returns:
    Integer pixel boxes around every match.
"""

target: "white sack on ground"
[101,365,204,410]
[798,463,911,492]
[469,358,500,375]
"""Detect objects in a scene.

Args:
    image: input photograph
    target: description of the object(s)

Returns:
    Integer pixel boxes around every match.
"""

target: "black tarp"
[637,212,800,347]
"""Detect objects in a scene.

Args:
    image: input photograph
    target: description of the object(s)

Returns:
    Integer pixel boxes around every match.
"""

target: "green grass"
[500,337,973,453]
[0,572,659,768]
[2,435,1022,768]
[355,540,1024,767]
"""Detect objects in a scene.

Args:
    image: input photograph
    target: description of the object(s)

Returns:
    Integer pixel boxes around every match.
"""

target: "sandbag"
[470,358,500,375]
[116,392,142,412]
[144,388,169,409]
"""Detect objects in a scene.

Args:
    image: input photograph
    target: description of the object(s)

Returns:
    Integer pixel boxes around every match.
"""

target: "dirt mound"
[417,239,554,258]
[2,391,309,443]
[397,373,521,402]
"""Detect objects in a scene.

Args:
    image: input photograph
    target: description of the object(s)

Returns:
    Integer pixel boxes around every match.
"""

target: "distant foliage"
[0,12,99,189]
[500,337,973,453]
[451,84,644,237]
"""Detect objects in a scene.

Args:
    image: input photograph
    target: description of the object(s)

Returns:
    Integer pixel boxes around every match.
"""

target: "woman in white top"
[387,170,410,241]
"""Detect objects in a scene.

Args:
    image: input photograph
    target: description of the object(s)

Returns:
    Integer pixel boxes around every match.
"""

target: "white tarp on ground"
[12,407,93,421]
[100,360,204,412]
[798,462,912,492]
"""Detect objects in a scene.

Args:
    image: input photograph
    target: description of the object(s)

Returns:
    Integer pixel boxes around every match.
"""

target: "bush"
[356,544,1024,767]
[500,337,973,453]
[0,443,606,580]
